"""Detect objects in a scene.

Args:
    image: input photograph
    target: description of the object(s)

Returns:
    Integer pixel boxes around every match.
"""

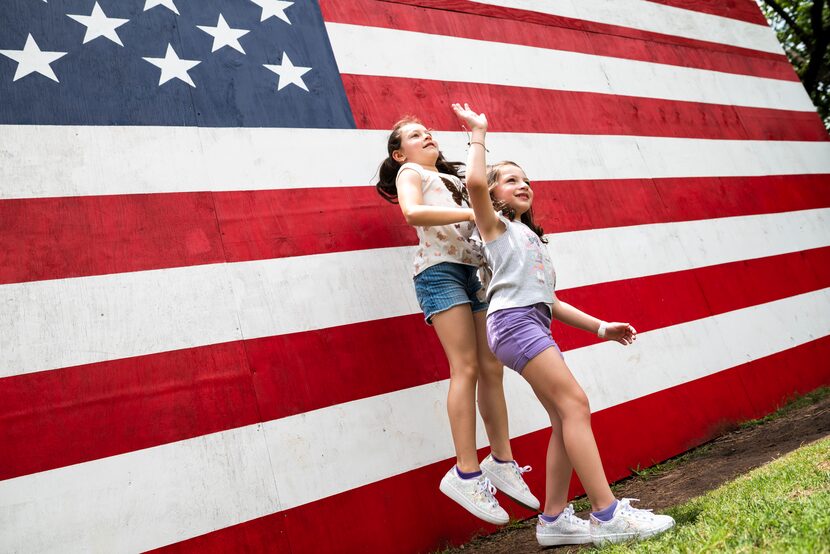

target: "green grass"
[549,388,829,546]
[591,437,830,553]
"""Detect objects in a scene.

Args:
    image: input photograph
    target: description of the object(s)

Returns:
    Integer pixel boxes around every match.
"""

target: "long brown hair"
[486,161,547,243]
[376,116,468,206]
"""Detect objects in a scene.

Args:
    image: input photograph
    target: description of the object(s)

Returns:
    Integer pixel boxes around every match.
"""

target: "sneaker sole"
[592,519,675,545]
[536,533,593,546]
[481,468,541,511]
[439,478,509,525]
[639,519,675,540]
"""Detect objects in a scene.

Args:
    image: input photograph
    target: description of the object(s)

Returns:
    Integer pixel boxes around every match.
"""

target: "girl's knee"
[477,358,504,383]
[450,360,479,381]
[564,392,591,419]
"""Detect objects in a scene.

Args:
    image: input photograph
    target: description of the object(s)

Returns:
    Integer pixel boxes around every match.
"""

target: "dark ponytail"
[376,117,468,206]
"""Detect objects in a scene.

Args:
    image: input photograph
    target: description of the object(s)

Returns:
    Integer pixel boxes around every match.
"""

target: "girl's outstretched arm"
[451,103,504,242]
[551,299,637,345]
[397,168,476,226]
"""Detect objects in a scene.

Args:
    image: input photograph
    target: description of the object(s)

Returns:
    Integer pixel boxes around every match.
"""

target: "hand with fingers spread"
[603,322,637,345]
[451,102,488,131]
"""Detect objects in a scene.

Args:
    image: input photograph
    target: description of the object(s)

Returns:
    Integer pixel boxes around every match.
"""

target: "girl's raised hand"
[451,103,487,131]
[604,322,637,345]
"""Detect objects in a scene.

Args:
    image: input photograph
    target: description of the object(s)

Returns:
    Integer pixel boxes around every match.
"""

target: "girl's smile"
[492,164,534,216]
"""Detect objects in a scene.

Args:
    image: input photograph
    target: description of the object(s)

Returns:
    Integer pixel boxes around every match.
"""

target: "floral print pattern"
[399,162,484,276]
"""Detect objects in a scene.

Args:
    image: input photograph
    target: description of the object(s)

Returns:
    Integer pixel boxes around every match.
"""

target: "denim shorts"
[413,262,488,325]
[487,303,562,373]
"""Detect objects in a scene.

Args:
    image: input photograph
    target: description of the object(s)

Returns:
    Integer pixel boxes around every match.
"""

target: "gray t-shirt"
[478,214,557,316]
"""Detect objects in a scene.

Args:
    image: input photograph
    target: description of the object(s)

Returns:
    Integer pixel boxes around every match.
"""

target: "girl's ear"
[392,149,406,163]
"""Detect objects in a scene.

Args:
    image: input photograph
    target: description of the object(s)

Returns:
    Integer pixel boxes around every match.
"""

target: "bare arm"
[551,299,637,345]
[550,299,602,333]
[451,103,505,242]
[396,168,475,226]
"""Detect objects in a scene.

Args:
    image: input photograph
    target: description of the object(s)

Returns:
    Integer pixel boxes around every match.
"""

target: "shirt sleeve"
[396,162,426,185]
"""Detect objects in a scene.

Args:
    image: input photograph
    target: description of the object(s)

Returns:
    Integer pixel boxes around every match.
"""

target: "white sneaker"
[480,454,541,510]
[590,498,675,545]
[439,466,509,525]
[536,504,592,546]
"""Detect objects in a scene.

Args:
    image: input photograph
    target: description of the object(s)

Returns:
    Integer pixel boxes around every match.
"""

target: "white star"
[143,44,200,87]
[197,14,249,54]
[0,34,67,82]
[263,52,310,91]
[144,0,179,15]
[67,2,129,47]
[249,0,294,24]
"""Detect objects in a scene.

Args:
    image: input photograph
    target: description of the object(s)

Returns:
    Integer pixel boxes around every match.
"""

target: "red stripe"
[0,192,226,284]
[343,75,828,139]
[249,247,830,419]
[646,0,770,26]
[320,0,795,79]
[3,247,828,481]
[0,342,261,481]
[148,337,830,553]
[3,175,829,285]
[554,246,830,352]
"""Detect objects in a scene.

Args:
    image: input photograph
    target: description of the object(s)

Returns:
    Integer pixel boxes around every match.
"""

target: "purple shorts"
[486,303,562,374]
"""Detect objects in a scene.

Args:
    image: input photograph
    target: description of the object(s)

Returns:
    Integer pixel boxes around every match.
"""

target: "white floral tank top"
[396,162,484,276]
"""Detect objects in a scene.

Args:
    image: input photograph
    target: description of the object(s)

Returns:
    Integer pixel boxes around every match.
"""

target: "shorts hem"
[517,343,559,372]
[424,300,473,326]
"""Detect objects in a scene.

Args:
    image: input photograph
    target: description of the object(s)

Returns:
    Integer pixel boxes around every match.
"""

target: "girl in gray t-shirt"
[454,102,674,547]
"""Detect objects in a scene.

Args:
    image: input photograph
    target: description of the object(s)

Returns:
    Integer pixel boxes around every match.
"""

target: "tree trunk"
[801,0,829,94]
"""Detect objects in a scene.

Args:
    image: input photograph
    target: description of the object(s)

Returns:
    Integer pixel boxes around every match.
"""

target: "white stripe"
[2,125,829,199]
[469,0,782,54]
[549,208,830,290]
[0,425,281,554]
[2,209,828,377]
[325,23,809,112]
[3,288,827,553]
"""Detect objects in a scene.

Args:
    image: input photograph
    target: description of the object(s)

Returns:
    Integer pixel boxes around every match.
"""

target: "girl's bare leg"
[542,408,574,516]
[432,304,482,473]
[522,347,615,512]
[471,310,513,461]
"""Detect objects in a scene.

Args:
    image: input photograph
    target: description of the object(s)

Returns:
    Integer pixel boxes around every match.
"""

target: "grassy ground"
[442,386,830,553]
[593,437,830,553]
[566,387,830,515]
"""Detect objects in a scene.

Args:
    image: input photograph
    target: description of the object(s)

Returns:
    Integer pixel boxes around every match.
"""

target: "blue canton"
[0,0,355,127]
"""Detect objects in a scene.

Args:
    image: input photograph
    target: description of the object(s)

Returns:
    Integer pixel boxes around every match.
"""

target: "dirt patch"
[787,487,827,500]
[448,394,830,553]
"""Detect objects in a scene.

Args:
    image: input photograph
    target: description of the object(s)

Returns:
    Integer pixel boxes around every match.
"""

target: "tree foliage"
[758,0,830,129]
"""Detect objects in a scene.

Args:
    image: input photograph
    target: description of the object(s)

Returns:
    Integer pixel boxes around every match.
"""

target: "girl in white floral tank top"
[397,162,483,275]
[376,117,539,523]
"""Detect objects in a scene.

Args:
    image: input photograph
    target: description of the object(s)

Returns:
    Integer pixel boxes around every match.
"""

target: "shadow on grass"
[665,503,702,526]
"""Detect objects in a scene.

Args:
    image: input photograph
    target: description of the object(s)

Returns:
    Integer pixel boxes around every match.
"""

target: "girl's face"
[492,164,533,217]
[392,123,439,166]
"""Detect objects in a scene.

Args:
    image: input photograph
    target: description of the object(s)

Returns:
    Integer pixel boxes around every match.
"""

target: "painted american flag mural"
[1,0,829,551]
